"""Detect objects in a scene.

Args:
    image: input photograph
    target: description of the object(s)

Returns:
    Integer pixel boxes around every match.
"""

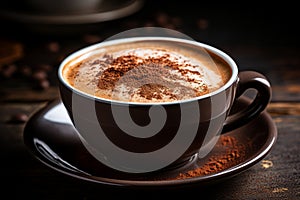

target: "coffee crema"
[63,42,231,102]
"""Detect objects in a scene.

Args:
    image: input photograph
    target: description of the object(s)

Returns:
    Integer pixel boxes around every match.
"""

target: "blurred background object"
[25,0,104,14]
[0,0,144,35]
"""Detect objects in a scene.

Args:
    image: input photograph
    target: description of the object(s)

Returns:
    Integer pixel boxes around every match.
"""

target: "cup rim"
[58,36,238,105]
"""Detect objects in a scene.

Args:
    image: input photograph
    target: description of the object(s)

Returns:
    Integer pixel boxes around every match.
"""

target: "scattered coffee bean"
[36,79,50,90]
[47,42,60,53]
[197,18,209,30]
[32,70,47,81]
[1,64,17,78]
[9,113,28,124]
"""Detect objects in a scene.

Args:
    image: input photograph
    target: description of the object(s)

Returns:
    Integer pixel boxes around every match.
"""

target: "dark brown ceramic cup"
[58,37,271,174]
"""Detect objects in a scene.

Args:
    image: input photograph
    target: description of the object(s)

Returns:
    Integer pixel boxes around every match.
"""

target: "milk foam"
[66,47,227,102]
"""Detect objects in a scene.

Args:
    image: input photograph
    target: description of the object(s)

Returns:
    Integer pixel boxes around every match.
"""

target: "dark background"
[1,0,299,96]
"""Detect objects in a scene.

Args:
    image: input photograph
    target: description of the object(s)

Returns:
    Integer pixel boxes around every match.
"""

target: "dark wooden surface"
[0,1,299,199]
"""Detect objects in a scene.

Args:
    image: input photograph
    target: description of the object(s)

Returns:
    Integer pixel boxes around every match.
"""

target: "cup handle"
[222,71,271,133]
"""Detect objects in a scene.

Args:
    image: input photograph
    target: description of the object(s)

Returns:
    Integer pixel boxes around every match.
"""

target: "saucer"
[23,97,277,188]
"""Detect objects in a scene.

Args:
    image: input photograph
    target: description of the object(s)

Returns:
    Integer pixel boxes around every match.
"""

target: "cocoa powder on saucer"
[175,135,247,179]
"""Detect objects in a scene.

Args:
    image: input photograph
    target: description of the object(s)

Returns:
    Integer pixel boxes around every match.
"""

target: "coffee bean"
[47,42,60,53]
[32,70,47,81]
[9,113,28,124]
[37,79,50,90]
[1,64,17,78]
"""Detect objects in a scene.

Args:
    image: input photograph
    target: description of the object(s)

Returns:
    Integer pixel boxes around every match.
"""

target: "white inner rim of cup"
[58,37,238,105]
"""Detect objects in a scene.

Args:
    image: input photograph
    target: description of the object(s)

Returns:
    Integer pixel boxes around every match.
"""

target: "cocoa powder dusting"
[96,54,208,101]
[138,84,177,100]
[175,135,246,179]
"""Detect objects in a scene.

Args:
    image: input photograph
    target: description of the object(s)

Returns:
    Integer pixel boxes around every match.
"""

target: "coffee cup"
[58,36,271,174]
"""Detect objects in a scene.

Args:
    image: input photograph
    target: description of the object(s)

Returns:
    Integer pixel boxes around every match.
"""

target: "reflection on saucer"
[44,103,72,124]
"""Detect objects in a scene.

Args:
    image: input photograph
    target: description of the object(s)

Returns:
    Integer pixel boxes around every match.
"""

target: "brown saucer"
[23,97,277,188]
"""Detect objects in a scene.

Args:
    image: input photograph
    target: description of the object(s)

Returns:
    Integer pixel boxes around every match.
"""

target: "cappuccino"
[63,40,231,102]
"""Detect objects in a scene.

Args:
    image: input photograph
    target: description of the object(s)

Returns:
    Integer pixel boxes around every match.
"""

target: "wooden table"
[1,1,299,199]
